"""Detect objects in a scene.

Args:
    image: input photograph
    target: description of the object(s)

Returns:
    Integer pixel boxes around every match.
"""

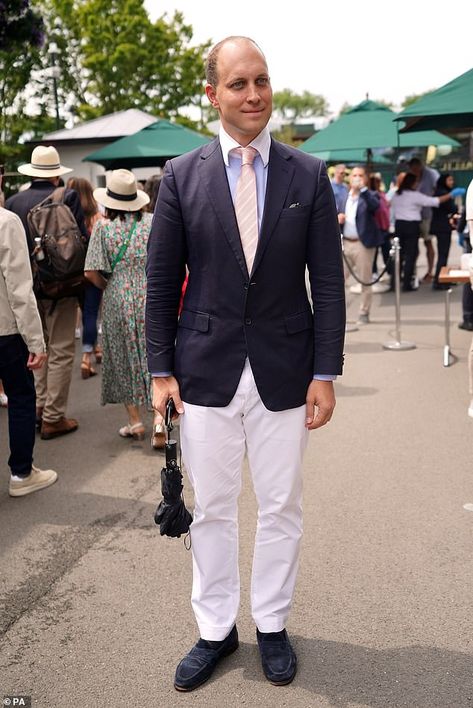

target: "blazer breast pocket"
[279,204,311,219]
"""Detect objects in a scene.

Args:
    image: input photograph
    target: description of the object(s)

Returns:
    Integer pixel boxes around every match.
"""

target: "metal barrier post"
[383,237,416,351]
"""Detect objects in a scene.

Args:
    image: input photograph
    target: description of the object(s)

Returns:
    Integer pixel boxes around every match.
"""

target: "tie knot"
[235,146,258,166]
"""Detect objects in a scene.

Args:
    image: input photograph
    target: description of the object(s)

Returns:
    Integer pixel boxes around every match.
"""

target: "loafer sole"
[174,640,239,692]
[267,666,297,686]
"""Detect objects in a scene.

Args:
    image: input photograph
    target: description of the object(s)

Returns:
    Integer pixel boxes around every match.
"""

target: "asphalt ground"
[1,245,472,708]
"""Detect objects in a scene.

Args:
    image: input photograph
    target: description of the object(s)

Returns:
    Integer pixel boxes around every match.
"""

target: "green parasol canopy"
[306,148,392,164]
[395,68,473,133]
[83,119,211,169]
[299,100,459,154]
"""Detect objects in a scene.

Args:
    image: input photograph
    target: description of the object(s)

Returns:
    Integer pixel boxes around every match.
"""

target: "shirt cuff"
[151,372,173,377]
[313,374,337,381]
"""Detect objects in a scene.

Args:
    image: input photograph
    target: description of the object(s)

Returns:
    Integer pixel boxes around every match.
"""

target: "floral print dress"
[85,212,152,407]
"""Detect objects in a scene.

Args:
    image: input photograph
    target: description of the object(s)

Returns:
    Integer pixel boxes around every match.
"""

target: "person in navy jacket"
[338,166,382,323]
[146,36,345,691]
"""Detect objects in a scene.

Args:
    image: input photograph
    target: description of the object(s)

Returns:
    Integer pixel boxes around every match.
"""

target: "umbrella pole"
[383,237,416,351]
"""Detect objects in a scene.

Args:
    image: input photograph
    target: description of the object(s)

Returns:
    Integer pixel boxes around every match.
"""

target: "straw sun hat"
[93,169,150,212]
[18,145,73,178]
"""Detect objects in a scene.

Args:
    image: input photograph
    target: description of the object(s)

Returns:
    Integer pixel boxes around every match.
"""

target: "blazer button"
[245,318,252,325]
[244,284,249,290]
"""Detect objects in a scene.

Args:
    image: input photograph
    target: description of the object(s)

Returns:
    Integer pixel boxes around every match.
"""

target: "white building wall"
[57,144,162,187]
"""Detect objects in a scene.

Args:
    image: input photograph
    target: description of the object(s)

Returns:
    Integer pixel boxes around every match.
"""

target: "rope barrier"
[342,249,393,287]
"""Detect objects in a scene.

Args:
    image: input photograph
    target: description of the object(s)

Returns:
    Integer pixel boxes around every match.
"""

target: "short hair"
[408,157,422,168]
[205,36,264,87]
[351,165,366,174]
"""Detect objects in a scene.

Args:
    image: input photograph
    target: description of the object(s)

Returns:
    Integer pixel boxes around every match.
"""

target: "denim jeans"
[0,334,36,477]
[82,283,103,353]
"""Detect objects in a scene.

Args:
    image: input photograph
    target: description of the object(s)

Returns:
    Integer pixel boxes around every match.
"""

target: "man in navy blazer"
[146,36,345,691]
[339,166,381,324]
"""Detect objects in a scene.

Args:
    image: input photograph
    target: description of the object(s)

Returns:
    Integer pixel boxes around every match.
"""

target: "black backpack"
[27,187,87,299]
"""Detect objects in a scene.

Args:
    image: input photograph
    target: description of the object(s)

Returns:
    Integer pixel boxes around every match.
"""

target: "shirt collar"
[219,125,271,167]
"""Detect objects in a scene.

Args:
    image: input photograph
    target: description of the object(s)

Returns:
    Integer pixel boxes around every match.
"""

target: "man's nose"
[246,84,261,102]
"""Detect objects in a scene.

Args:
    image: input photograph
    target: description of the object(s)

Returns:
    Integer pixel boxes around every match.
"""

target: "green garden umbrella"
[395,68,473,133]
[307,148,392,164]
[299,100,459,156]
[83,119,211,169]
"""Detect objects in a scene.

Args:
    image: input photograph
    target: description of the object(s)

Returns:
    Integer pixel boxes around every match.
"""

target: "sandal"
[94,345,103,364]
[151,422,166,450]
[81,354,97,379]
[118,422,145,441]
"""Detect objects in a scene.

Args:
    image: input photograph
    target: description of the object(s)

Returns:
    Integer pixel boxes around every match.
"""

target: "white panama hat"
[93,169,150,212]
[18,145,73,178]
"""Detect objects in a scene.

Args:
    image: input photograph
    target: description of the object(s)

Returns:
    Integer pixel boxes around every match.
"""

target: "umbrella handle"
[165,398,176,434]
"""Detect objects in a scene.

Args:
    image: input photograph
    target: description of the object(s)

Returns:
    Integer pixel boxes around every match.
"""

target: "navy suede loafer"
[256,628,297,685]
[174,625,239,692]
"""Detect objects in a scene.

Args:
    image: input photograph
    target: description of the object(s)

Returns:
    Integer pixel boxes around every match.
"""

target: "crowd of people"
[330,159,471,319]
[0,34,472,694]
[0,145,165,497]
[1,144,472,501]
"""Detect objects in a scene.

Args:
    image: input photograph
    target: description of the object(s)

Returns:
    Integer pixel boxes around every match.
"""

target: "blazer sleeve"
[360,188,380,213]
[145,160,187,374]
[306,162,346,375]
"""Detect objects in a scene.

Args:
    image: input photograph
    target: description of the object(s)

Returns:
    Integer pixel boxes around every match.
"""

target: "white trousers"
[180,359,309,641]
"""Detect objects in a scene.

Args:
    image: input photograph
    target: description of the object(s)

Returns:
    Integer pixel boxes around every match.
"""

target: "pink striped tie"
[234,146,258,273]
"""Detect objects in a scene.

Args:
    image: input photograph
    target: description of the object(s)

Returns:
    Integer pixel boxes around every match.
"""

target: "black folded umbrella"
[154,399,193,538]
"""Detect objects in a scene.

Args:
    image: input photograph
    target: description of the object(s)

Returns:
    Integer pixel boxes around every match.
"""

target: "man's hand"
[305,379,336,430]
[338,213,346,225]
[27,352,47,370]
[152,375,184,418]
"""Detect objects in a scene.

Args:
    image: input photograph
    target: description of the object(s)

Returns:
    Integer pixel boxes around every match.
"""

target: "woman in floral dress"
[84,169,164,448]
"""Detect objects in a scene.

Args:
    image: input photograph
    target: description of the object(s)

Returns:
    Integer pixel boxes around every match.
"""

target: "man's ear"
[205,83,219,109]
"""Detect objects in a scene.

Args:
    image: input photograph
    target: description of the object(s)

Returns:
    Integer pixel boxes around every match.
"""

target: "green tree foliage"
[0,1,45,164]
[35,0,210,122]
[273,89,328,121]
[401,91,434,109]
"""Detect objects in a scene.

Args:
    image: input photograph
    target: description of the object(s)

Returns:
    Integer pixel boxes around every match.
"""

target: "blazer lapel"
[199,140,248,279]
[252,140,295,274]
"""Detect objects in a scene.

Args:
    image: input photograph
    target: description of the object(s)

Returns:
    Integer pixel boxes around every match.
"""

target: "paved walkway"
[1,247,472,707]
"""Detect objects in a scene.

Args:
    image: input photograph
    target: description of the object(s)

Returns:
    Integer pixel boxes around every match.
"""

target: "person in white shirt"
[338,166,382,323]
[390,172,454,292]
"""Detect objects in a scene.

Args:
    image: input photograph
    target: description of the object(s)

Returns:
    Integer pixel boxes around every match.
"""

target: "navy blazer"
[146,138,346,411]
[340,189,383,248]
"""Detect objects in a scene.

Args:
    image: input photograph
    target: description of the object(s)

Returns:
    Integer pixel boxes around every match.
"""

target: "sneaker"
[468,401,473,419]
[41,417,79,440]
[9,465,58,497]
[372,282,391,294]
[357,313,369,325]
[75,327,81,339]
[0,392,8,407]
[349,283,362,294]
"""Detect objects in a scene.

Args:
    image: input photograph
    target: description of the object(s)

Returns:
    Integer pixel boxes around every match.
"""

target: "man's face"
[349,167,366,189]
[205,40,272,145]
[409,162,422,178]
[334,165,346,183]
